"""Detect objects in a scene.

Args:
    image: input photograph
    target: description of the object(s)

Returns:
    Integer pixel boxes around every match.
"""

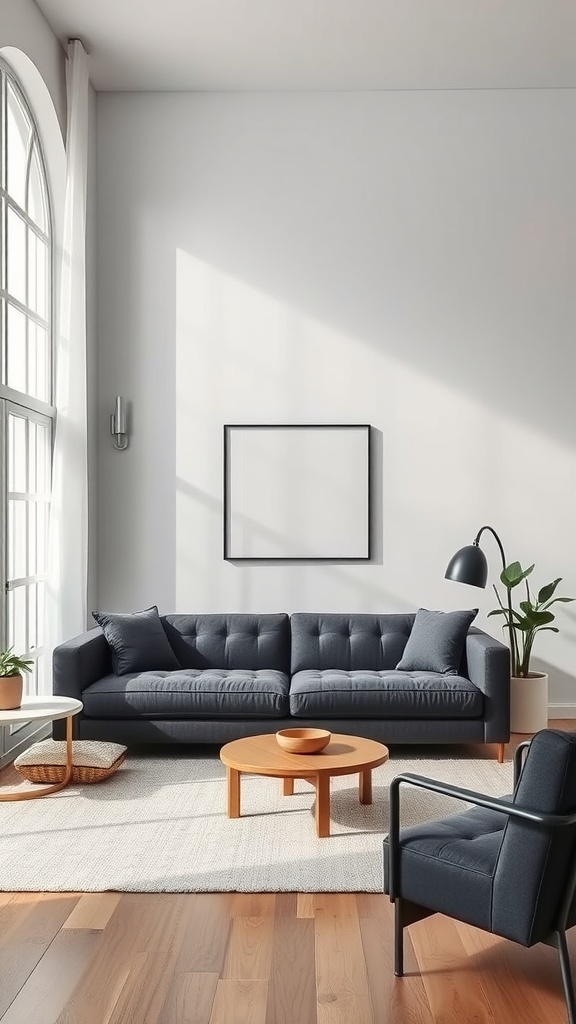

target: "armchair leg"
[394,898,404,977]
[393,899,434,979]
[497,743,505,764]
[557,931,576,1024]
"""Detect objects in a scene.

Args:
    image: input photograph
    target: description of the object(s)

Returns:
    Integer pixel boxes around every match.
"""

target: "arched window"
[0,59,54,718]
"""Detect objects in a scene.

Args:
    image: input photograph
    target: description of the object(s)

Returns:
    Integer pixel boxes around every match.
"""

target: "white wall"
[2,0,66,133]
[96,90,576,704]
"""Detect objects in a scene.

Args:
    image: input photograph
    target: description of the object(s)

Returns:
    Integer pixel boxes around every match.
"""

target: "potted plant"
[0,647,33,711]
[489,562,574,732]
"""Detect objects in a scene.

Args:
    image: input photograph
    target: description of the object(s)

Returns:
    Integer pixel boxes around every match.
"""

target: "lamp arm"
[474,525,507,573]
[474,525,517,675]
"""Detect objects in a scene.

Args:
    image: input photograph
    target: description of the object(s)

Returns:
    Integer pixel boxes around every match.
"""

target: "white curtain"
[49,40,90,653]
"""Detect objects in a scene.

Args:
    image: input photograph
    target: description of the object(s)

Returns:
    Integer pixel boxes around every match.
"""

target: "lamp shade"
[445,544,488,589]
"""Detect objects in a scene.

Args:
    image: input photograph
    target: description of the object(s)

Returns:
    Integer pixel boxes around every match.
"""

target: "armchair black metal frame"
[387,739,576,1024]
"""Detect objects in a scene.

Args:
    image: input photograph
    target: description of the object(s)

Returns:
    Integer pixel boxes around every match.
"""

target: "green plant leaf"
[542,596,575,608]
[501,562,535,589]
[500,562,523,587]
[522,610,555,627]
[0,647,33,676]
[537,578,562,604]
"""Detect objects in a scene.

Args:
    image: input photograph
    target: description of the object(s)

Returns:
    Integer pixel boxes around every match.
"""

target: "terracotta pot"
[510,672,548,733]
[0,674,23,711]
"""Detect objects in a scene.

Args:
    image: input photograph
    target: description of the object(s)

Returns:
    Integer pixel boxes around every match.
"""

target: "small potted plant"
[489,562,574,732]
[0,647,33,711]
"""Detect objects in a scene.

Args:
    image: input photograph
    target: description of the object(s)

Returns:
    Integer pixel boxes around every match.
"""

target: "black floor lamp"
[445,524,515,674]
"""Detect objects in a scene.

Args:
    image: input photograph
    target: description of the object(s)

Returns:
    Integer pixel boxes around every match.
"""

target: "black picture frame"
[223,424,372,562]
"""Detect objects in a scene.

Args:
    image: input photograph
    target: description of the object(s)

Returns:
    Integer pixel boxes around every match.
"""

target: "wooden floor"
[0,725,574,1024]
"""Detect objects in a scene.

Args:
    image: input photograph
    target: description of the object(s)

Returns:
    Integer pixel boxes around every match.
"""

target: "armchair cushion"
[493,729,576,945]
[384,804,507,931]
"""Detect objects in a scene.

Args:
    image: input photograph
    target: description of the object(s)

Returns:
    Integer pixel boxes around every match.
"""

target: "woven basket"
[15,753,126,785]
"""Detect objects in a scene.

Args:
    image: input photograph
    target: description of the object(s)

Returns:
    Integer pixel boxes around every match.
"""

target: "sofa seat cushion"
[383,805,506,931]
[289,670,482,719]
[82,669,290,719]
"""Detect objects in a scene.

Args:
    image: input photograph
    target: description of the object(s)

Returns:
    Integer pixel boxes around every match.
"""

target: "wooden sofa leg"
[496,743,505,764]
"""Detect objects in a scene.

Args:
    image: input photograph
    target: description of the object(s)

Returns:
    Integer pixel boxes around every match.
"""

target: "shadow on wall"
[174,473,408,614]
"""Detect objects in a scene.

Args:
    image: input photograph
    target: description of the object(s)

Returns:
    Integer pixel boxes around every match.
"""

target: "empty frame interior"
[224,424,371,560]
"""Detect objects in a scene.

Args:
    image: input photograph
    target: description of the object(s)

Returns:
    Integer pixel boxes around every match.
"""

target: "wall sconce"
[110,395,129,451]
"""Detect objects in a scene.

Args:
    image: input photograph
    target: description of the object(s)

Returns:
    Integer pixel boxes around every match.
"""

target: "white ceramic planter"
[510,672,549,733]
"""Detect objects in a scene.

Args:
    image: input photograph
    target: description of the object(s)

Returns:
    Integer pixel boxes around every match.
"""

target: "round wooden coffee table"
[0,696,83,801]
[220,732,389,837]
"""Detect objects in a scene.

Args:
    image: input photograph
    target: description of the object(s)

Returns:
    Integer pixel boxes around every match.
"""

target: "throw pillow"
[92,605,180,675]
[395,607,478,675]
[14,739,127,784]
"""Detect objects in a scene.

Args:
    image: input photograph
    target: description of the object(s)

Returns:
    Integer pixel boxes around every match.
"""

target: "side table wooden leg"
[359,769,372,804]
[315,773,331,838]
[227,767,241,818]
[0,712,76,801]
[63,713,74,785]
[282,777,294,796]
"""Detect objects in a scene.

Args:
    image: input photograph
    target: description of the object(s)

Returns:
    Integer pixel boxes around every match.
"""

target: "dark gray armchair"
[384,730,576,1023]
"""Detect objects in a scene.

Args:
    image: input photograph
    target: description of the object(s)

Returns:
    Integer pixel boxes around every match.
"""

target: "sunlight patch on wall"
[174,247,576,677]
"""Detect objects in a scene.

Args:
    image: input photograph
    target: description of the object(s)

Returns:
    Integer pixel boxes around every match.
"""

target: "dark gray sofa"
[53,606,508,753]
[53,612,510,752]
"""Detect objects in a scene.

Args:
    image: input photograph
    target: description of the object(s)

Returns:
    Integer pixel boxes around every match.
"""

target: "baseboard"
[548,704,576,719]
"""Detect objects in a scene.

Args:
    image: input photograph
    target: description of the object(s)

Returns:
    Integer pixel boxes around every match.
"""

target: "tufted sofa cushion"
[162,613,290,673]
[82,669,290,719]
[290,613,415,673]
[289,670,482,718]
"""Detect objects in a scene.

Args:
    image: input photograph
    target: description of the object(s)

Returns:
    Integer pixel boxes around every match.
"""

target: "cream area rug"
[0,746,513,892]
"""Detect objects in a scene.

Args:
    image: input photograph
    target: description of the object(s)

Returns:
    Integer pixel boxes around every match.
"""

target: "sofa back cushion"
[290,613,415,673]
[162,613,290,672]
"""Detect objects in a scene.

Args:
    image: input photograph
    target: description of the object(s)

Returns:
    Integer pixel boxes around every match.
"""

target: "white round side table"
[0,696,83,801]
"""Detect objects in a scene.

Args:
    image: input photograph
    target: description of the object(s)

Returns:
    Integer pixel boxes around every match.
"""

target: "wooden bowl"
[276,728,331,754]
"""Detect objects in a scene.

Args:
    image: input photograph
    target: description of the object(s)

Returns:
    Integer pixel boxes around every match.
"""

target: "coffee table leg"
[227,767,241,818]
[315,774,331,838]
[359,769,372,804]
[282,777,294,796]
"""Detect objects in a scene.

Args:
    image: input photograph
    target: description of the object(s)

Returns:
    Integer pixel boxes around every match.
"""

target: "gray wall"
[96,89,576,708]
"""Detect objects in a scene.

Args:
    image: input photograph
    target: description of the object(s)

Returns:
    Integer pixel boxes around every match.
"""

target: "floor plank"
[158,972,219,1024]
[222,916,275,980]
[455,920,567,1024]
[175,894,232,974]
[208,979,268,1024]
[0,895,81,1018]
[1,929,100,1024]
[314,894,375,1024]
[409,916,497,1024]
[265,916,317,1024]
[108,951,177,1024]
[62,892,122,930]
[360,913,434,1024]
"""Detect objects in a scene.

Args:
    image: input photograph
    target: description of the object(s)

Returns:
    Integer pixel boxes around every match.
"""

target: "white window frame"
[0,59,55,764]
